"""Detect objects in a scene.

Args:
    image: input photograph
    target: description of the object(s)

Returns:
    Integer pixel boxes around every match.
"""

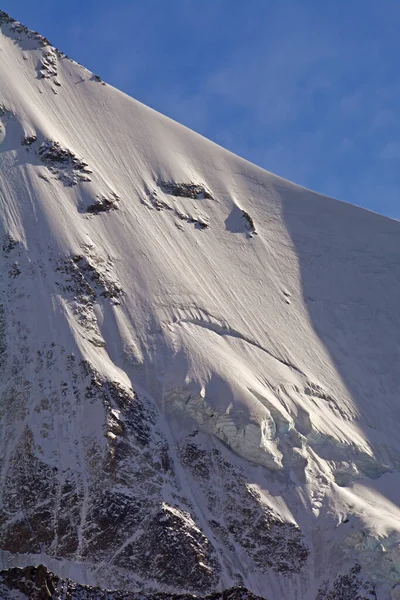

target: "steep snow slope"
[0,9,399,600]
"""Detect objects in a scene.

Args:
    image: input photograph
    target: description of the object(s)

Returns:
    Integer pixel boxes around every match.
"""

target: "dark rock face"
[316,565,376,600]
[0,11,14,26]
[54,252,123,346]
[0,565,268,599]
[116,505,219,591]
[38,140,92,186]
[0,237,221,590]
[159,182,213,200]
[0,344,220,591]
[0,565,58,600]
[1,235,18,256]
[180,435,309,575]
[21,134,37,146]
[86,193,120,214]
[241,210,256,235]
[57,255,123,301]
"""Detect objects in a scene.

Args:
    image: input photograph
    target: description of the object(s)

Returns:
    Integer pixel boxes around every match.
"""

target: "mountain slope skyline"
[2,1,400,221]
[0,9,399,600]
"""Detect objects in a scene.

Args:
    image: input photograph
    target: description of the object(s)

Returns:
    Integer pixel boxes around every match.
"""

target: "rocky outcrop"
[0,565,267,600]
[159,181,213,200]
[142,184,210,229]
[315,565,376,600]
[87,193,120,214]
[180,434,309,575]
[38,140,92,186]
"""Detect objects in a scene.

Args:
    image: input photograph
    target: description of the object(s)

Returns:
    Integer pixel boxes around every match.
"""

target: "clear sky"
[2,1,400,219]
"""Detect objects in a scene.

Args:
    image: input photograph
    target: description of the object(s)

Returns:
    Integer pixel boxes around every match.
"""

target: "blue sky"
[3,1,400,219]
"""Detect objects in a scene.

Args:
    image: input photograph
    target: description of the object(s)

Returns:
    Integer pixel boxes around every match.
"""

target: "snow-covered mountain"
[0,9,399,599]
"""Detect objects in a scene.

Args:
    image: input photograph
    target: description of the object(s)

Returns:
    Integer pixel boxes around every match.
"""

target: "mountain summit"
[0,9,399,600]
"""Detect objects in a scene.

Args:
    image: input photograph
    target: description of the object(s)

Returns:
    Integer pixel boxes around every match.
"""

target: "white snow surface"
[0,11,400,600]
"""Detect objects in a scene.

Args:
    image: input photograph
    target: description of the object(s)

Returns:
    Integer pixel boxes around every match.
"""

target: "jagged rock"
[21,134,37,146]
[38,140,92,186]
[2,235,19,256]
[87,193,120,214]
[0,565,267,599]
[159,181,213,200]
[180,437,309,575]
[241,210,256,234]
[0,10,13,26]
[315,565,376,600]
[56,254,123,301]
[143,187,210,229]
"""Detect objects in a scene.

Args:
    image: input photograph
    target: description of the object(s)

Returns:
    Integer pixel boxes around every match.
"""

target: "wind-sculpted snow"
[142,184,211,229]
[0,8,400,600]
